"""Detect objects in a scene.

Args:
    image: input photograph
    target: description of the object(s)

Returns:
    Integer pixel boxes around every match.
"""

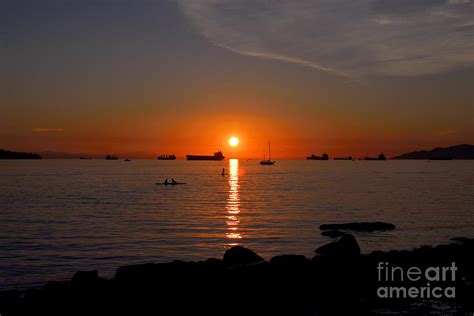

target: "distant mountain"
[38,151,157,159]
[0,149,42,159]
[392,144,474,160]
[38,151,104,159]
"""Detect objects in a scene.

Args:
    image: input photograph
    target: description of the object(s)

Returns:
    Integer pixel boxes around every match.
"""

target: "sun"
[228,136,239,147]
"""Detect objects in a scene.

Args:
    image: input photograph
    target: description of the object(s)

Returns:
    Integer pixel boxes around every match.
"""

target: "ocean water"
[1,159,473,289]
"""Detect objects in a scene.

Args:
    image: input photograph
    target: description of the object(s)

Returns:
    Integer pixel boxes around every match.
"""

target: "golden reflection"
[225,159,241,241]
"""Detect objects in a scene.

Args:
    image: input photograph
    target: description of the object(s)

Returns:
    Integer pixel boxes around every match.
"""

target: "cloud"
[33,128,63,133]
[177,0,474,77]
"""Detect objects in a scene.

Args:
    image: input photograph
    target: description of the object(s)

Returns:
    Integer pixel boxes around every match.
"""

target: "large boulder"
[223,246,264,265]
[315,234,361,256]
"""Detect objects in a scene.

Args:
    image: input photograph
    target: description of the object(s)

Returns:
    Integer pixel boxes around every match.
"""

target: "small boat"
[334,156,353,160]
[157,154,176,160]
[260,141,275,165]
[364,153,386,161]
[156,182,187,185]
[105,155,118,160]
[124,159,131,162]
[307,153,329,160]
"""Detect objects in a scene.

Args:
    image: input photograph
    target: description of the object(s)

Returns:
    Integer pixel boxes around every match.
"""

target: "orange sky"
[6,110,471,159]
[1,1,472,159]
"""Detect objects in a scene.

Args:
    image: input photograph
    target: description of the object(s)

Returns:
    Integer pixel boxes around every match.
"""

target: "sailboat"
[260,141,276,165]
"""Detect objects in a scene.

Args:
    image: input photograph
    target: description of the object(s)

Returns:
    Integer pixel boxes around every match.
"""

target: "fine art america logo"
[376,262,457,299]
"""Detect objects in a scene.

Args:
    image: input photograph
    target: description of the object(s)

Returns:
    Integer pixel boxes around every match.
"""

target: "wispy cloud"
[178,0,474,77]
[33,128,63,133]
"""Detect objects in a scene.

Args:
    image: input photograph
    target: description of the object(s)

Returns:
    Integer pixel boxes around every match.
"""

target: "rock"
[315,234,361,256]
[115,263,157,283]
[337,234,360,254]
[270,255,309,266]
[451,237,474,246]
[203,258,225,267]
[43,281,69,293]
[319,221,395,231]
[223,246,264,265]
[71,270,100,289]
[43,281,70,301]
[368,250,386,260]
[321,230,345,238]
[315,241,340,256]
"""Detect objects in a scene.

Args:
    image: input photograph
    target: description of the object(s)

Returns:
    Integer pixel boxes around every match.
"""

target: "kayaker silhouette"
[164,179,169,185]
[221,168,225,175]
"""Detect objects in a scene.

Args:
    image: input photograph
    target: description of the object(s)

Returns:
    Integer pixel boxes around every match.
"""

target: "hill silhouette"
[37,151,156,159]
[392,144,474,160]
[0,149,42,159]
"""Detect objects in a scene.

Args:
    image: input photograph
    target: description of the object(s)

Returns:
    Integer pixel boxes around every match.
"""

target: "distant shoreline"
[1,144,473,160]
[0,149,41,159]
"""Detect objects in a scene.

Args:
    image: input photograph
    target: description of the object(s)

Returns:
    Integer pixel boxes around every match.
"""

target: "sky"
[1,0,473,158]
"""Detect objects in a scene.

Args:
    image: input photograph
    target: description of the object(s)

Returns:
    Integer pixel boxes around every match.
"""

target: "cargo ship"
[364,153,386,160]
[157,154,176,160]
[334,156,353,160]
[306,153,329,160]
[186,151,225,161]
[105,155,118,160]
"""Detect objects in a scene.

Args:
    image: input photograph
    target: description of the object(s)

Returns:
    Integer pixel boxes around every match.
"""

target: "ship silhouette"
[157,154,176,160]
[364,153,386,160]
[306,153,329,160]
[186,151,224,161]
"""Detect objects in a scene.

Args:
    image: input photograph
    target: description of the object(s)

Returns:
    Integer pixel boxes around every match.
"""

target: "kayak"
[156,182,187,185]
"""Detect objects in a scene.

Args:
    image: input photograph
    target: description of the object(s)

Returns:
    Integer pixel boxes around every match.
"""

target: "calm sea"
[1,159,473,289]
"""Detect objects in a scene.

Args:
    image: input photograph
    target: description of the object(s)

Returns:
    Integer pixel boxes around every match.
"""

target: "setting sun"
[229,136,239,147]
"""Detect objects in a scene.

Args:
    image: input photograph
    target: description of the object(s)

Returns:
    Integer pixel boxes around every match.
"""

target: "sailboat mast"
[268,141,271,161]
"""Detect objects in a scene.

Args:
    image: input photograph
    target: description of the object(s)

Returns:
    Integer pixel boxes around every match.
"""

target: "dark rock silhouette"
[321,229,345,238]
[392,144,474,159]
[315,234,361,256]
[451,237,474,246]
[71,270,100,289]
[223,245,264,265]
[1,238,473,316]
[269,254,309,266]
[320,221,395,231]
[0,149,41,159]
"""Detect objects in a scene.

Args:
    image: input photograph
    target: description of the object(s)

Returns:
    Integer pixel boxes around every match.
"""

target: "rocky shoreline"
[1,236,473,316]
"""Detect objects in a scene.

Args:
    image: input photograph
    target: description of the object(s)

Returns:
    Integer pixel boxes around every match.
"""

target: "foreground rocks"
[223,245,264,265]
[315,234,361,256]
[0,239,473,316]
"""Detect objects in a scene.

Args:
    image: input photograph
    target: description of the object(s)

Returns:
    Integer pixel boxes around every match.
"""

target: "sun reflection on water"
[226,159,241,244]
